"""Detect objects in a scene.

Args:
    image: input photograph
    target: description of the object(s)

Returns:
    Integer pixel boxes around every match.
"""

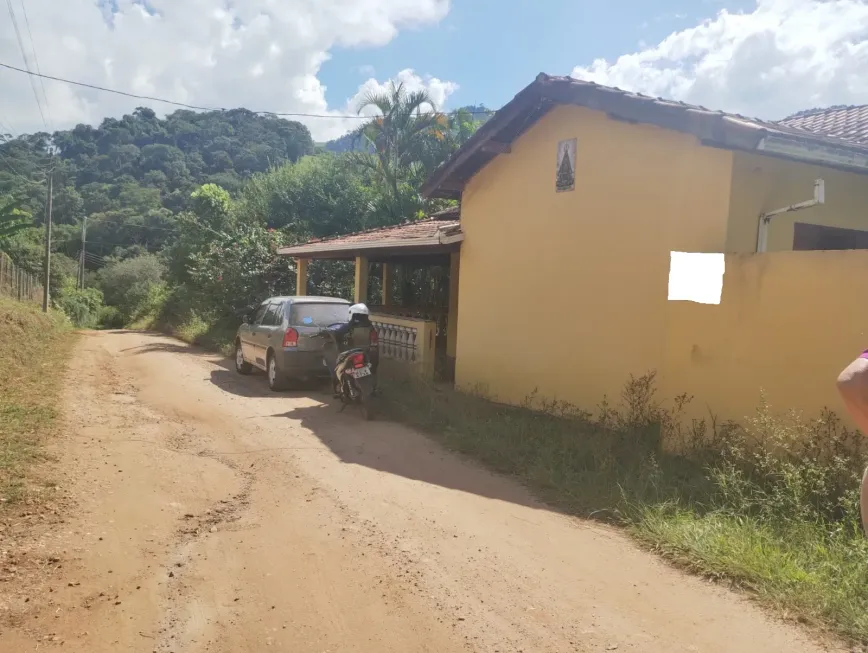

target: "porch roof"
[277,208,462,261]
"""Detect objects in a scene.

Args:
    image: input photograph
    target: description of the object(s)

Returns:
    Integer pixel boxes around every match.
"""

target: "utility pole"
[78,215,88,289]
[42,165,53,312]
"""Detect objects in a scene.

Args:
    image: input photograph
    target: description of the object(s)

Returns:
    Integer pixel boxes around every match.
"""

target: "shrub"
[152,284,238,353]
[710,400,866,526]
[97,253,165,325]
[54,282,105,328]
[97,305,124,329]
[184,222,295,321]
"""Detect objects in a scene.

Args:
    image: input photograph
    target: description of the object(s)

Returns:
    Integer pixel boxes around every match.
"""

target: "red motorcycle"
[315,323,378,420]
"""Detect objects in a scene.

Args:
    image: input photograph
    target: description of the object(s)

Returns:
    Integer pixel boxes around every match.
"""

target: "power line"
[0,143,57,176]
[86,215,179,233]
[0,111,17,136]
[0,60,218,113]
[54,236,117,248]
[17,0,53,130]
[0,61,496,121]
[4,1,47,129]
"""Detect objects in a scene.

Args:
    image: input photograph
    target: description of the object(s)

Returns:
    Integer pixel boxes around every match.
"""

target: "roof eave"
[421,75,868,198]
[421,76,549,199]
[278,231,464,258]
[755,133,868,173]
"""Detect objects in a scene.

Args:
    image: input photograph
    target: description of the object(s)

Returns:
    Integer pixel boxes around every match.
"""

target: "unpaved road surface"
[0,331,842,652]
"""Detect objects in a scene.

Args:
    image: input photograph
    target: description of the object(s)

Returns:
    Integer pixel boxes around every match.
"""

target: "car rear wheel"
[235,341,252,375]
[267,352,288,391]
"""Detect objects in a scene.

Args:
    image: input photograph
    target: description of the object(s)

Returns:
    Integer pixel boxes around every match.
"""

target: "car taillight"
[282,328,298,348]
[350,353,366,368]
[369,328,379,347]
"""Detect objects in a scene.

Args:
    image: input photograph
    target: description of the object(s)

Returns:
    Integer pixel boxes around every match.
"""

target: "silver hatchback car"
[234,296,378,391]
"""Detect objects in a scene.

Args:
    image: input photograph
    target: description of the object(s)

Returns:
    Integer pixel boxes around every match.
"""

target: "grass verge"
[0,299,75,507]
[146,286,238,355]
[380,370,868,645]
[156,312,237,355]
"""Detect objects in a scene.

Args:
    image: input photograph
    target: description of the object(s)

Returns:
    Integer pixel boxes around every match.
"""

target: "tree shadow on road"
[267,401,547,513]
[209,366,327,399]
[121,342,207,356]
[180,348,553,513]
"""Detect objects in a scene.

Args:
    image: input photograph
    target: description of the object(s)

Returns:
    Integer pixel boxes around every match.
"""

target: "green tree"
[237,155,378,237]
[190,183,233,231]
[185,222,294,319]
[164,184,234,287]
[415,107,481,180]
[97,253,165,323]
[349,82,448,220]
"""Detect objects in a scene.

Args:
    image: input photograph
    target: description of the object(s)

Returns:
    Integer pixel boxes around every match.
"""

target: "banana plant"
[0,196,33,244]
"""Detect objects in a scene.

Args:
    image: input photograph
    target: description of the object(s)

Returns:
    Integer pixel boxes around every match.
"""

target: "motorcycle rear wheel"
[356,376,376,421]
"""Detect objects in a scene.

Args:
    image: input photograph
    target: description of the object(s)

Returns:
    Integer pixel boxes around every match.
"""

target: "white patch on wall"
[667,252,725,305]
[556,138,577,192]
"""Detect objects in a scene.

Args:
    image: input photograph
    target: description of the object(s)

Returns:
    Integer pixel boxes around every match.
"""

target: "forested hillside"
[0,83,484,342]
[1,107,314,220]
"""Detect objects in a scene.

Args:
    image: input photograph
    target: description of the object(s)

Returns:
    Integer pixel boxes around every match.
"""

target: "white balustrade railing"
[369,305,448,337]
[372,321,418,363]
[370,313,437,377]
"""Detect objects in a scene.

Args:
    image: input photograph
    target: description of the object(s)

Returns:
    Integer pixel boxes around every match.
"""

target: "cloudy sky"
[2,0,868,141]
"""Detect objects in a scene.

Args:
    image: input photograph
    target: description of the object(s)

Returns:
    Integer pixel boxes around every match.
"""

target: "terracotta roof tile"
[778,105,868,145]
[278,217,461,257]
[309,218,460,245]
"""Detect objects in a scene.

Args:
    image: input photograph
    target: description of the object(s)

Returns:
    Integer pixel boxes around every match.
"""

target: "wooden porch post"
[382,263,393,307]
[354,256,369,304]
[447,251,460,359]
[401,264,414,307]
[295,258,309,296]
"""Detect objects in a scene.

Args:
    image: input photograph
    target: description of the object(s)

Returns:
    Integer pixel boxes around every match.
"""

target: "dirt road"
[0,331,842,652]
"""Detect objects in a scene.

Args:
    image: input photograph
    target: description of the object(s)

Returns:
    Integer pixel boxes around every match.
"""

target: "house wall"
[660,251,868,426]
[726,151,868,252]
[455,104,734,408]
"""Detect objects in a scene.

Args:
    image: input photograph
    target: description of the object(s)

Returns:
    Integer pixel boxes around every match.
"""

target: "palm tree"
[349,82,449,220]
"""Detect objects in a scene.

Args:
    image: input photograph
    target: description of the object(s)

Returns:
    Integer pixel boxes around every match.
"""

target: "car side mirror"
[241,314,250,324]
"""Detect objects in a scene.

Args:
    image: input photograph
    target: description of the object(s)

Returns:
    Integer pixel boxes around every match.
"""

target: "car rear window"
[289,302,349,327]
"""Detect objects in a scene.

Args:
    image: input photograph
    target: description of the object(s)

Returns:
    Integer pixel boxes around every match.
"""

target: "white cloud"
[348,69,459,113]
[0,0,453,141]
[310,69,459,140]
[572,0,868,120]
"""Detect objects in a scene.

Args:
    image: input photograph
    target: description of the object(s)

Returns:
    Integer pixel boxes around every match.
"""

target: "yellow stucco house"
[414,74,868,424]
[283,74,868,425]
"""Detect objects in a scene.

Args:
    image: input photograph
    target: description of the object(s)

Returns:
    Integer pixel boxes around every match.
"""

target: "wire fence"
[0,252,42,303]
